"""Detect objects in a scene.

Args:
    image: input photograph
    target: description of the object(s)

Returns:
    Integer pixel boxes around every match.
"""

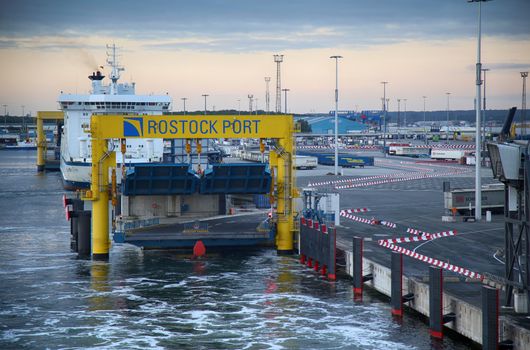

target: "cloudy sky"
[0,0,529,114]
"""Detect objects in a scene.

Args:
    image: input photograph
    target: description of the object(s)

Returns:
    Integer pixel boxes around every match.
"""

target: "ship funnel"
[88,70,105,94]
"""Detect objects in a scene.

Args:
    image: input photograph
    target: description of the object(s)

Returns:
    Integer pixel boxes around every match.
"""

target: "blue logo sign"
[123,117,144,137]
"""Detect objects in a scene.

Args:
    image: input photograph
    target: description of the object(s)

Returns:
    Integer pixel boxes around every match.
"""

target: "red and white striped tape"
[379,230,456,244]
[380,220,397,228]
[340,213,375,225]
[297,145,381,151]
[407,228,429,235]
[412,144,475,150]
[378,241,482,280]
[344,208,371,213]
[340,212,396,229]
[335,169,471,190]
[308,172,410,187]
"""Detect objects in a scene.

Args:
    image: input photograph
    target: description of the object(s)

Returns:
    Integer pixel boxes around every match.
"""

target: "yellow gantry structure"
[84,114,297,259]
[36,111,64,172]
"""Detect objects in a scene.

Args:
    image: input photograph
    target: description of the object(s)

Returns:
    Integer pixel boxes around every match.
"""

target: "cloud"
[0,0,528,53]
[487,63,530,71]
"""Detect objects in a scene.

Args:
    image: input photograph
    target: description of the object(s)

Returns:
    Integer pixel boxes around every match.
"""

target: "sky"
[0,0,529,115]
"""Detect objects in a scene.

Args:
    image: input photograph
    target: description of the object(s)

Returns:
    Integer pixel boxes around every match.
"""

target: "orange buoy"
[193,240,206,258]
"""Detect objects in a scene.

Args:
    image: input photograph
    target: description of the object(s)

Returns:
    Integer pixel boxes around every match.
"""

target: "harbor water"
[0,151,474,349]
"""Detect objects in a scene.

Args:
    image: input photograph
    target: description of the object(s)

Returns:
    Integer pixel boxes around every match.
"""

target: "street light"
[468,0,491,221]
[282,89,290,114]
[397,99,401,130]
[403,98,407,128]
[330,55,343,175]
[21,105,25,134]
[481,68,490,160]
[202,94,209,115]
[237,99,241,115]
[522,71,528,136]
[181,97,187,115]
[422,96,427,144]
[445,92,451,144]
[3,104,7,127]
[381,81,388,156]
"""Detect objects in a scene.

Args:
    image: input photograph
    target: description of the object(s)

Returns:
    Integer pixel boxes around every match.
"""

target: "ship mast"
[106,44,124,95]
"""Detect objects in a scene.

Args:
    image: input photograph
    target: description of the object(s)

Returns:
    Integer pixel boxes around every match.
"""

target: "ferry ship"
[58,45,171,189]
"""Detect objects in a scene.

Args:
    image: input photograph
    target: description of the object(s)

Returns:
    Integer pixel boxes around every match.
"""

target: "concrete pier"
[296,155,530,348]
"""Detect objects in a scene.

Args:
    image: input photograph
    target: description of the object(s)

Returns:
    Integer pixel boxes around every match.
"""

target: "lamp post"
[330,55,343,175]
[202,94,209,115]
[469,0,490,221]
[445,92,451,144]
[403,98,407,128]
[481,68,490,165]
[381,81,388,157]
[282,89,290,114]
[181,97,187,115]
[237,99,241,115]
[397,99,401,129]
[21,105,25,134]
[522,72,528,136]
[2,104,6,127]
[423,96,427,144]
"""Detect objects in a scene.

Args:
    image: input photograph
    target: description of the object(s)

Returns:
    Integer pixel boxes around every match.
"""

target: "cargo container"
[431,149,471,160]
[294,155,318,169]
[313,153,374,167]
[444,183,504,214]
[389,145,430,157]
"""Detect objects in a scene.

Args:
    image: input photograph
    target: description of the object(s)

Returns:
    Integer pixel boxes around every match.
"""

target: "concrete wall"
[501,318,530,350]
[122,194,221,219]
[182,194,220,216]
[343,248,529,346]
[345,250,482,342]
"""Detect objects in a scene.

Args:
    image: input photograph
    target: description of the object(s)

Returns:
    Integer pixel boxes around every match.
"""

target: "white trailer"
[295,156,318,169]
[431,149,470,160]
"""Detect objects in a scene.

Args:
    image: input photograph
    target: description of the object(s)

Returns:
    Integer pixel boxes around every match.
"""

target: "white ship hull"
[58,46,171,191]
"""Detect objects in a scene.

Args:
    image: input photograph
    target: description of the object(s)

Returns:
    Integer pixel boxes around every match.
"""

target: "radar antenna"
[106,44,125,94]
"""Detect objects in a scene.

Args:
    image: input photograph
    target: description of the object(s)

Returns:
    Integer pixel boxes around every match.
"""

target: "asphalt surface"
[297,155,508,309]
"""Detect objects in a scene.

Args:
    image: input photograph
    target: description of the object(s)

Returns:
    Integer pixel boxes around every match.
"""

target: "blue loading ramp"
[122,164,198,195]
[200,163,272,194]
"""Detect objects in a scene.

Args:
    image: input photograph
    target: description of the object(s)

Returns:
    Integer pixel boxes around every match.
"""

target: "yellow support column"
[36,113,45,172]
[90,124,115,260]
[275,122,295,254]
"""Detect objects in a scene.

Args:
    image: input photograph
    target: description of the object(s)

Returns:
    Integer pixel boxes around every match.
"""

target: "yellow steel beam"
[95,115,292,139]
[36,111,64,172]
[87,114,296,258]
[37,111,64,120]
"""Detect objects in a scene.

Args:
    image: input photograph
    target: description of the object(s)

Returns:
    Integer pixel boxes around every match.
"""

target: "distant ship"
[58,45,171,190]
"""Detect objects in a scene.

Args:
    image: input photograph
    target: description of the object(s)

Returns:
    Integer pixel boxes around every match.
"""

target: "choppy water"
[0,151,473,349]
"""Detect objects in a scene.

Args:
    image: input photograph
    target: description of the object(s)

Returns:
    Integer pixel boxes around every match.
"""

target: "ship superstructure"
[59,45,171,189]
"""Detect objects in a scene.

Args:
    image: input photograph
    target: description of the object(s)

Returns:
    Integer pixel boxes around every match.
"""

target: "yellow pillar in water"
[36,114,45,172]
[275,128,295,254]
[90,136,115,260]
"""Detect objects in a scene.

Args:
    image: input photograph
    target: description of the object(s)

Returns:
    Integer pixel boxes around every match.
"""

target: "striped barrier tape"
[407,228,430,235]
[413,144,475,149]
[334,169,472,190]
[339,212,397,229]
[340,213,375,225]
[378,241,482,280]
[308,172,412,187]
[379,230,456,244]
[297,145,381,150]
[380,220,397,229]
[344,208,371,213]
